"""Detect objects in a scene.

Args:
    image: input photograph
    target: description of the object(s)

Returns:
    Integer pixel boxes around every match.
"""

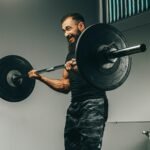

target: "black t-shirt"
[65,50,106,102]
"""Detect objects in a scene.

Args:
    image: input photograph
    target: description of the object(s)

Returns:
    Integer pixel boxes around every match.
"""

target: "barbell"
[0,23,146,102]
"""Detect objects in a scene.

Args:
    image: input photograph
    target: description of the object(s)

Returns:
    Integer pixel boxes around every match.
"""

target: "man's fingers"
[28,70,39,78]
[65,59,77,71]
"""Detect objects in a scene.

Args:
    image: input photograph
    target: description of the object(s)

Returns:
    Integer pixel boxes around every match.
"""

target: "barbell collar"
[106,44,146,59]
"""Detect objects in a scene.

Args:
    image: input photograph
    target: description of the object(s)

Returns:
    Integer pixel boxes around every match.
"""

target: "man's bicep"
[61,69,70,92]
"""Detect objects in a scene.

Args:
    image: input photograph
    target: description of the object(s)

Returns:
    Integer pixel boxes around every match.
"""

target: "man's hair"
[61,13,85,24]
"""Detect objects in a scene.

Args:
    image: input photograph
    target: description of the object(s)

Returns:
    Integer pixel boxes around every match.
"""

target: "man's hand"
[65,58,78,72]
[28,70,42,79]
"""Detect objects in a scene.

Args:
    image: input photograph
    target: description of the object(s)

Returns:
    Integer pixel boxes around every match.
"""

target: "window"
[101,0,150,23]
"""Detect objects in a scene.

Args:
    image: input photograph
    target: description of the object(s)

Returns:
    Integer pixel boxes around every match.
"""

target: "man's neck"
[68,42,76,52]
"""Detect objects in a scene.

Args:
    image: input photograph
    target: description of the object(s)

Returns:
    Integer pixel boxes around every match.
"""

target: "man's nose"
[64,31,71,38]
[64,32,68,37]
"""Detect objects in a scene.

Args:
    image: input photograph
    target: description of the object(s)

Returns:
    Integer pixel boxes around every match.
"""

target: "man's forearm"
[37,76,70,93]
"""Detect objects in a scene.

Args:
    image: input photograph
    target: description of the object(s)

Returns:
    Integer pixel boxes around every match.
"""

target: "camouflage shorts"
[64,97,108,150]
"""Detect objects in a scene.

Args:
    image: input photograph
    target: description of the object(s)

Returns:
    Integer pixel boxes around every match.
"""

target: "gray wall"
[107,11,150,122]
[101,11,150,150]
[102,122,150,150]
[0,1,99,150]
[1,0,150,149]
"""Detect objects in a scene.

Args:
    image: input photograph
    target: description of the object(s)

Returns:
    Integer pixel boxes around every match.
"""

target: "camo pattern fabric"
[64,97,108,150]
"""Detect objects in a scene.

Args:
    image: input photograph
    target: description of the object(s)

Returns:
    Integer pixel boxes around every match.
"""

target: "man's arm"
[28,69,70,94]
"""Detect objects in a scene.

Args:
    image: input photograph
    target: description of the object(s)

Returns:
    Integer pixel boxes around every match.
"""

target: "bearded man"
[28,13,108,150]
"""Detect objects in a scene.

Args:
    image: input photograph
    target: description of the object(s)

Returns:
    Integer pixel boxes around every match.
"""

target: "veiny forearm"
[37,76,70,93]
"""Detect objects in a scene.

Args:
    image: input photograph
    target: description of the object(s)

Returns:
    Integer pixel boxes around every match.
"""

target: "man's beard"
[68,31,81,52]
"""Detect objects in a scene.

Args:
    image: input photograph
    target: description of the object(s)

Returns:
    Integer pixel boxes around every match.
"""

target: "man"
[28,13,108,150]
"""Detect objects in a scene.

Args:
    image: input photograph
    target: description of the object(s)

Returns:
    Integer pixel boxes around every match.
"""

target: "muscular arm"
[28,59,78,94]
[28,69,70,94]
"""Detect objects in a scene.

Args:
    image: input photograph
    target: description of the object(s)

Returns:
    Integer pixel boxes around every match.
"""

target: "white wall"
[0,1,99,150]
[107,11,150,122]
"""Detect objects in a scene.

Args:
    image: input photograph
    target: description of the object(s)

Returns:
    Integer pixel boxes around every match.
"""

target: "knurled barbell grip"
[36,64,65,74]
[13,64,65,81]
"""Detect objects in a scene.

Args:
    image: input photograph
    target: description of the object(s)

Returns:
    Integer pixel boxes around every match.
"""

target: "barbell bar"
[13,64,65,82]
[13,43,146,83]
[0,23,147,102]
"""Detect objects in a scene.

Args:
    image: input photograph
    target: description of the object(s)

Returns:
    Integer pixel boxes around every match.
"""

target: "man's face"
[61,17,84,44]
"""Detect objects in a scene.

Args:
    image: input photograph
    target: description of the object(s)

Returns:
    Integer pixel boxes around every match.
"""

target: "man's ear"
[78,22,85,32]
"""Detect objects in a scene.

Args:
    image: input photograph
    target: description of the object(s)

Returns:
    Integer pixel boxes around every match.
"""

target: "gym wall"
[107,11,150,122]
[102,11,150,150]
[0,1,99,150]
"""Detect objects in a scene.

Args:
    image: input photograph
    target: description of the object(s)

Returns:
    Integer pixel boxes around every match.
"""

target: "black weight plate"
[0,55,35,102]
[76,23,132,90]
